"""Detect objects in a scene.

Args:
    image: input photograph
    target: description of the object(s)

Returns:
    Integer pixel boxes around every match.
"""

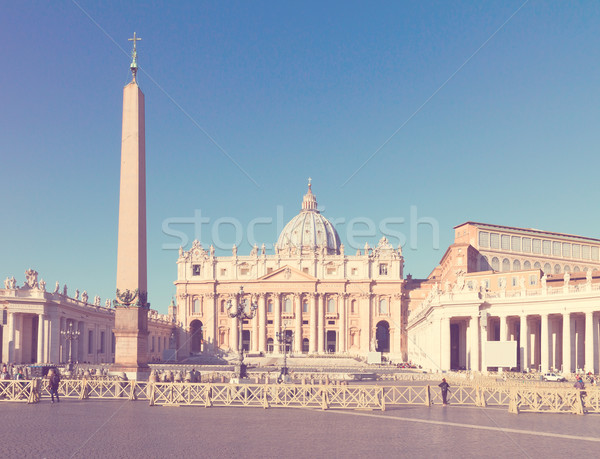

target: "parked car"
[542,372,566,382]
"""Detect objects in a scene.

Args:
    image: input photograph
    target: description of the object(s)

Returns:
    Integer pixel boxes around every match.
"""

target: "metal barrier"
[3,378,599,415]
[147,382,384,410]
[0,380,40,403]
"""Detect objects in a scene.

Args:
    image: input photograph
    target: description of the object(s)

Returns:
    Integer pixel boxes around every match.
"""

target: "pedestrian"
[14,368,25,380]
[48,368,60,403]
[1,364,10,380]
[439,378,450,405]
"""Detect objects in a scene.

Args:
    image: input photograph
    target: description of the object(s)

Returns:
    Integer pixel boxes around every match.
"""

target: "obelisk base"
[111,305,150,381]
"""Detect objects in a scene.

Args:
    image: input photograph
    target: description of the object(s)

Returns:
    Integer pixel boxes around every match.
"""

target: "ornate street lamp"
[61,321,81,372]
[276,322,294,382]
[226,286,258,379]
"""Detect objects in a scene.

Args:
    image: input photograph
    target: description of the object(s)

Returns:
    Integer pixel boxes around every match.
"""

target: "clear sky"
[2,1,600,313]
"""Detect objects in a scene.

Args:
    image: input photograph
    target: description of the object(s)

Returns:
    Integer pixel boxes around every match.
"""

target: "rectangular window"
[351,267,358,275]
[327,266,336,275]
[522,238,531,253]
[582,245,591,259]
[303,267,309,273]
[542,240,551,255]
[192,264,201,276]
[151,336,155,352]
[552,241,561,256]
[529,275,537,286]
[490,233,499,249]
[220,268,227,276]
[532,239,541,254]
[483,279,490,289]
[267,320,273,325]
[302,302,309,313]
[100,331,105,353]
[302,320,309,325]
[592,247,599,261]
[572,244,581,258]
[562,243,571,258]
[511,277,518,287]
[267,301,273,313]
[379,264,388,275]
[501,235,510,250]
[240,267,249,275]
[88,330,93,354]
[479,232,489,248]
[511,236,521,252]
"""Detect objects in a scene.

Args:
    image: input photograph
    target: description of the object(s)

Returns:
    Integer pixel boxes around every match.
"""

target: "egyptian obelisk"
[112,33,149,379]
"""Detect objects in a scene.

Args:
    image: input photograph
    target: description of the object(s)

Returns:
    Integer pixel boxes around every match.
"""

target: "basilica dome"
[276,181,341,255]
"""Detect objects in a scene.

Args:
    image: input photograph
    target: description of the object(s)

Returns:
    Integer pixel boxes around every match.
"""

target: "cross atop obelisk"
[128,32,142,80]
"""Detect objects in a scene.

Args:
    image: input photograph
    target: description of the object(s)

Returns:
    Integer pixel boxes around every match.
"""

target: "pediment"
[258,265,317,282]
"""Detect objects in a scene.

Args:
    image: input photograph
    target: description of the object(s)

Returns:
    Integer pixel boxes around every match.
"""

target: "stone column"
[309,294,317,353]
[562,312,572,374]
[274,294,281,353]
[361,294,371,353]
[469,315,479,371]
[585,311,595,374]
[49,315,60,363]
[440,317,451,371]
[252,295,259,352]
[205,293,216,353]
[339,294,346,353]
[520,315,529,372]
[258,294,266,353]
[4,312,15,363]
[230,296,238,353]
[318,294,325,353]
[499,315,508,341]
[540,313,549,373]
[294,294,302,353]
[37,314,45,364]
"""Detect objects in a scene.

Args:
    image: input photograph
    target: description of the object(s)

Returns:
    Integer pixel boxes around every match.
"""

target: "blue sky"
[2,1,600,313]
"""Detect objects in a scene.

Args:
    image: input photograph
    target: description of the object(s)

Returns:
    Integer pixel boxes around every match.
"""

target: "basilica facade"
[173,182,407,360]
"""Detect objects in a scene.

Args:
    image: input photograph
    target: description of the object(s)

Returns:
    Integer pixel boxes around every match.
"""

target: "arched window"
[554,264,561,274]
[543,263,551,274]
[284,297,292,313]
[267,301,273,313]
[327,298,336,313]
[534,262,541,270]
[491,257,500,271]
[302,301,309,313]
[564,265,571,273]
[574,266,581,272]
[523,261,531,270]
[193,298,200,314]
[379,299,388,314]
[502,258,510,272]
[513,260,521,271]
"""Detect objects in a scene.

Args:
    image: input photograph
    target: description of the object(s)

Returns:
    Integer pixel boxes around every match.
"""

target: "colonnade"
[431,309,600,373]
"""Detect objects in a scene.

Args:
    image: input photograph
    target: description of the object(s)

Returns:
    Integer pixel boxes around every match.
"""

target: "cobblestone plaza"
[2,399,600,458]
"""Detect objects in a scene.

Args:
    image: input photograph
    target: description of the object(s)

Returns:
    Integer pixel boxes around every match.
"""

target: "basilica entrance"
[189,320,203,353]
[326,330,337,353]
[242,330,251,351]
[302,338,309,353]
[375,321,390,353]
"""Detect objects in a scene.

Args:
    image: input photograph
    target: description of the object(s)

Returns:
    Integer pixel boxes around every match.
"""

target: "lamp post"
[227,286,258,379]
[276,322,294,382]
[61,321,80,372]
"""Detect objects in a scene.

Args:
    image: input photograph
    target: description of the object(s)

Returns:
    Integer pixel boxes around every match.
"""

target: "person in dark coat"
[439,378,450,405]
[48,368,60,403]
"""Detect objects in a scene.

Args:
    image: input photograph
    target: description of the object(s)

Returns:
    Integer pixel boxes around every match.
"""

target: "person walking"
[48,368,60,403]
[439,378,450,405]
